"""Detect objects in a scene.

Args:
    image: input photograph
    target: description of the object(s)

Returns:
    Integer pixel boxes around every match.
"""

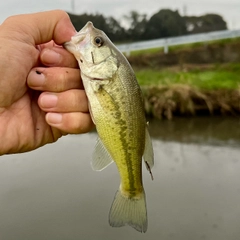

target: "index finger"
[28,67,83,92]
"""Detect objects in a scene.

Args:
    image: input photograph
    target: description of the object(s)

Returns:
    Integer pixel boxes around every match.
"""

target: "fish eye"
[94,36,104,47]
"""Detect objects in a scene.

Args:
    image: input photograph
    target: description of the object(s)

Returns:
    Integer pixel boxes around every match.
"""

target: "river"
[0,116,240,240]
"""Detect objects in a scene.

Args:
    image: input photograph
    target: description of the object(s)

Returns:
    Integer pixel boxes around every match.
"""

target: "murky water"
[0,117,240,240]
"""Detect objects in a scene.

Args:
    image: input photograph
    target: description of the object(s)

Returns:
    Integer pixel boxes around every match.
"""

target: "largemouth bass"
[64,22,154,233]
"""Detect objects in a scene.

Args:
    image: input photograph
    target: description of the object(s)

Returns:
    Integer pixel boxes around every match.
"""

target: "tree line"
[68,9,227,43]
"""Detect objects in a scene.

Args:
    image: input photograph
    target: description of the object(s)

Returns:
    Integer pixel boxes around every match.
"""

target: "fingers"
[27,67,94,133]
[46,112,93,134]
[28,40,81,91]
[28,67,83,92]
[40,90,93,134]
[38,90,88,113]
[39,44,78,68]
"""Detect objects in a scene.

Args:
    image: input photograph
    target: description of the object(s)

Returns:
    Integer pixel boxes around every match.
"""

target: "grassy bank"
[134,63,240,119]
[136,63,240,89]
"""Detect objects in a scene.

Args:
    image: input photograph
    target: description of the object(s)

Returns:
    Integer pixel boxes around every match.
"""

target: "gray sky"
[0,0,240,29]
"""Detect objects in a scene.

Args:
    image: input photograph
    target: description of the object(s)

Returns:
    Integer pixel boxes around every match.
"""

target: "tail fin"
[109,189,147,233]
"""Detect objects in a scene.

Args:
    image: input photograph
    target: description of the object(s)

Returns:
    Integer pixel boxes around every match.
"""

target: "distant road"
[116,29,240,55]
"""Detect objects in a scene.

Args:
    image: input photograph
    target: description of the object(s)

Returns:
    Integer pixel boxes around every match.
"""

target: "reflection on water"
[149,116,240,146]
[0,117,240,240]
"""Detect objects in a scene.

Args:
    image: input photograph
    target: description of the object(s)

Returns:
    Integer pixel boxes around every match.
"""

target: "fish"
[64,22,154,233]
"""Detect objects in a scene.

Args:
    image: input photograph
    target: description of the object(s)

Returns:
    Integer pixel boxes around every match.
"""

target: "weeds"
[142,84,240,119]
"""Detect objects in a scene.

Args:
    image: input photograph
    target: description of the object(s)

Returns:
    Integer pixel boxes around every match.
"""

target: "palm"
[1,88,62,154]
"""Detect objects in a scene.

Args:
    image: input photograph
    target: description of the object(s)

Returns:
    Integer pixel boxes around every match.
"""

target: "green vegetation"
[135,63,240,90]
[129,47,165,56]
[134,63,240,119]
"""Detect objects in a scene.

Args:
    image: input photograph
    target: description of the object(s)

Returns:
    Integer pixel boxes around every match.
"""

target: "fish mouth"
[63,41,74,53]
[63,34,85,53]
[70,21,94,45]
[64,22,94,55]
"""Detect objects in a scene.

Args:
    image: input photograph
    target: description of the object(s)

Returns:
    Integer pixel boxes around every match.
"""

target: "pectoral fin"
[143,127,154,180]
[91,137,114,171]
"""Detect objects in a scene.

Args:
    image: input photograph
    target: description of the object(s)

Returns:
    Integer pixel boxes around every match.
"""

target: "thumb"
[1,10,76,45]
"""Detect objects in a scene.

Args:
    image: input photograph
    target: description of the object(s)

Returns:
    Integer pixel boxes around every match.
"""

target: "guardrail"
[116,29,240,55]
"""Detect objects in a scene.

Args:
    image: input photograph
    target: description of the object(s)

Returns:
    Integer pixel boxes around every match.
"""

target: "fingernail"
[41,49,61,65]
[28,70,45,87]
[47,113,62,124]
[40,93,58,108]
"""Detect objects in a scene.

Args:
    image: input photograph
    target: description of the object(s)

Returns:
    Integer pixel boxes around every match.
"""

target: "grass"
[130,47,164,56]
[135,63,240,90]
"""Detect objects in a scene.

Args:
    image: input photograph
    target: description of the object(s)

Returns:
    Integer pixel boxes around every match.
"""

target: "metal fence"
[116,29,240,55]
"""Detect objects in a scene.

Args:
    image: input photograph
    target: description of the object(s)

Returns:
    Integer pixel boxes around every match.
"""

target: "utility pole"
[183,4,187,16]
[71,0,75,13]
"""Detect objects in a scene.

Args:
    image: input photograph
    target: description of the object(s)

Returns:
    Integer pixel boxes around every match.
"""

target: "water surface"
[0,117,240,240]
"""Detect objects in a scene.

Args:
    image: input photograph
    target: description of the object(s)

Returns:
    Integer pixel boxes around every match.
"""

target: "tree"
[105,17,127,42]
[143,9,187,39]
[184,14,227,34]
[124,11,148,41]
[67,10,227,42]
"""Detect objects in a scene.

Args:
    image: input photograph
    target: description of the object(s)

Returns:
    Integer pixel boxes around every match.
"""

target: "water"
[0,116,240,240]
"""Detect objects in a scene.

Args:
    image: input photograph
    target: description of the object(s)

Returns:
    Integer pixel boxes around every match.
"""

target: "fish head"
[64,21,118,80]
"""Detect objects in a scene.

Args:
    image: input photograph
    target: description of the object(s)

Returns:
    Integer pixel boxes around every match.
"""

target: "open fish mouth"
[64,22,94,54]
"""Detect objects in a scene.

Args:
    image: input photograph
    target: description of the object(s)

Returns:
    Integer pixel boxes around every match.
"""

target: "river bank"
[142,84,240,119]
[127,39,240,119]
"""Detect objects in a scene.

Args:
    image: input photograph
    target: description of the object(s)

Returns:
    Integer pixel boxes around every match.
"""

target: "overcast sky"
[0,0,240,29]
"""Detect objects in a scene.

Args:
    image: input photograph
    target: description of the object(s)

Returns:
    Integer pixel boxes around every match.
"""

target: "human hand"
[0,10,93,155]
